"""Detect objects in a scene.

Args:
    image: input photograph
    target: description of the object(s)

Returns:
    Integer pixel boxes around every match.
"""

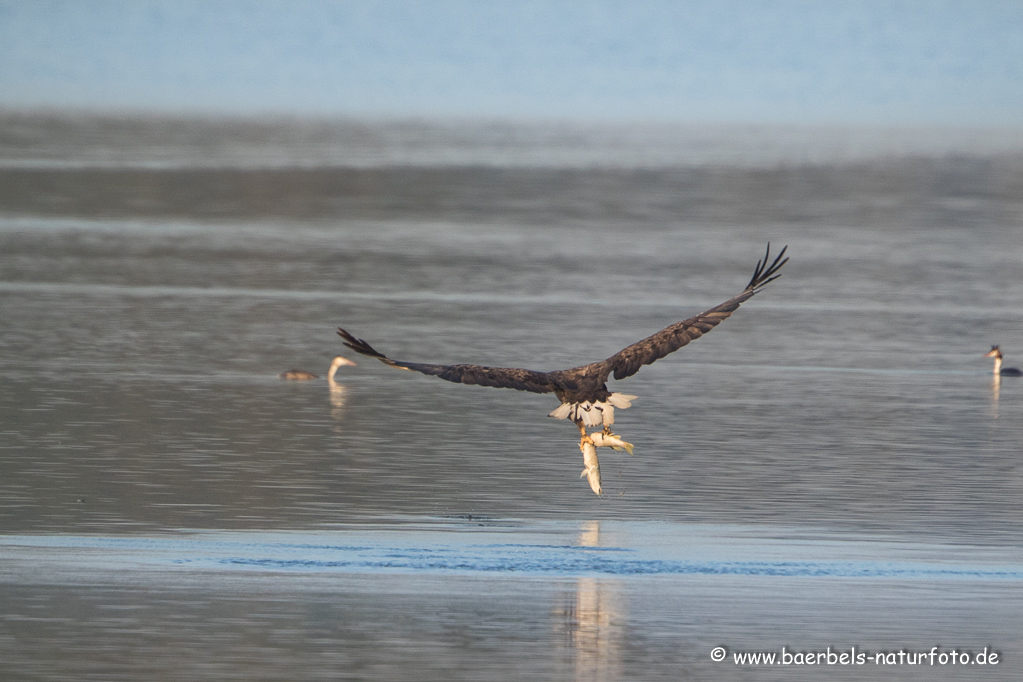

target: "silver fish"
[579,441,602,495]
[590,431,634,456]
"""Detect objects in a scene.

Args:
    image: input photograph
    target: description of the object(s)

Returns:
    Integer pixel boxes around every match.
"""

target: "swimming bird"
[984,346,1023,377]
[338,244,788,494]
[280,356,357,381]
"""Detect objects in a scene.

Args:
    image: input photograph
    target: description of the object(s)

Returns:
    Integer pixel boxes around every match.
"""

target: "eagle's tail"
[548,393,637,427]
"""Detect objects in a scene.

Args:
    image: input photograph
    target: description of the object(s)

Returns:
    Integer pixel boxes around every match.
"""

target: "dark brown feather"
[337,327,557,394]
[589,243,787,382]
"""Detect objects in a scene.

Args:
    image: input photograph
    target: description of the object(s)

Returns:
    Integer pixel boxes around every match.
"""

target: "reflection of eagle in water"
[338,244,788,495]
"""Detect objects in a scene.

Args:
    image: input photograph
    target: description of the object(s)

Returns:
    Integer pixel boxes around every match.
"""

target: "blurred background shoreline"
[5,110,1023,169]
[3,111,1022,226]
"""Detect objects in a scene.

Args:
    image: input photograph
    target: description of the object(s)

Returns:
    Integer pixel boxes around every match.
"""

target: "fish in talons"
[580,439,603,495]
[578,431,634,496]
[576,428,634,496]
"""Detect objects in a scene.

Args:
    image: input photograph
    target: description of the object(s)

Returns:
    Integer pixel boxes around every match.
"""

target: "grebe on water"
[984,346,1022,377]
[280,356,357,381]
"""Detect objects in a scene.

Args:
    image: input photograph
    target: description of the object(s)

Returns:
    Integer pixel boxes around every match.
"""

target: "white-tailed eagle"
[338,244,788,495]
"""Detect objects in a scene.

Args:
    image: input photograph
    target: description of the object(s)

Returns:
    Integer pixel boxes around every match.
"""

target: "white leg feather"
[601,404,615,426]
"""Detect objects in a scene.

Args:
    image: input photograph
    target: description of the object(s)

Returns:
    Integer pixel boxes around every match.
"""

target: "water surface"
[2,117,1022,680]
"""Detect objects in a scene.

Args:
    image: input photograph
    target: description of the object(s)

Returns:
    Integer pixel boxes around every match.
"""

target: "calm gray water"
[2,116,1023,680]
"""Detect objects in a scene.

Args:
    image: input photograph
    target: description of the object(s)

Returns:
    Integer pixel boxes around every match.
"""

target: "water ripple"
[3,521,1022,582]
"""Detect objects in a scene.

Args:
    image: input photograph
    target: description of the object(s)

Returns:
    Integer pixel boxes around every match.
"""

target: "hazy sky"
[2,0,1022,125]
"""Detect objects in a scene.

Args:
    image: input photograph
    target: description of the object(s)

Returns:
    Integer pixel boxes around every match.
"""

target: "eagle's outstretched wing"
[590,244,788,382]
[336,328,558,394]
[339,244,786,393]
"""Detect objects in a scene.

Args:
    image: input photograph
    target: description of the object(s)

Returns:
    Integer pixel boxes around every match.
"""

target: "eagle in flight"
[338,244,788,495]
